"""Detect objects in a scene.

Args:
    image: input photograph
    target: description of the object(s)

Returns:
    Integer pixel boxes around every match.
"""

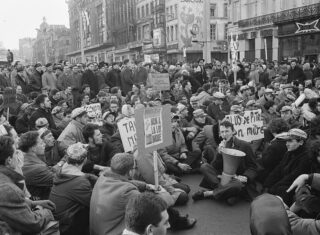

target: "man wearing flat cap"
[280,105,302,129]
[264,128,311,205]
[257,88,274,106]
[235,85,252,107]
[207,92,229,122]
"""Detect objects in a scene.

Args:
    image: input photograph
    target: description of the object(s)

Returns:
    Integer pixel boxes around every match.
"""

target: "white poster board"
[224,109,264,142]
[84,103,103,126]
[117,117,137,152]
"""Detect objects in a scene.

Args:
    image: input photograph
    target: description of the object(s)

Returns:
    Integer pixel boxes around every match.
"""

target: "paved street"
[168,174,251,235]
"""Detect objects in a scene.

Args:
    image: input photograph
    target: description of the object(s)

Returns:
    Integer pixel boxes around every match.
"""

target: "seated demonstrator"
[192,120,258,205]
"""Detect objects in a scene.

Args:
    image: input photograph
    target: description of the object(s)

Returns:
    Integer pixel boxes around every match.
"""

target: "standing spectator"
[120,59,134,94]
[70,64,83,107]
[258,64,270,87]
[303,63,313,81]
[42,63,57,91]
[133,60,148,85]
[57,65,73,91]
[82,63,99,96]
[287,60,306,84]
[96,62,107,89]
[194,59,207,85]
[15,67,29,94]
[6,49,13,64]
[29,63,43,92]
[106,62,121,88]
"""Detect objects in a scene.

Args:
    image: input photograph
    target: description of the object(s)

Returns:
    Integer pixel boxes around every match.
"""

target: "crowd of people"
[0,57,320,235]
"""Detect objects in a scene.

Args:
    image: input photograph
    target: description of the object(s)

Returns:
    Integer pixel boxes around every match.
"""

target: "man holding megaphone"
[192,120,259,205]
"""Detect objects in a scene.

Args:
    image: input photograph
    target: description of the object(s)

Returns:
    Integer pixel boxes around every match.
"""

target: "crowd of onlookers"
[0,57,320,235]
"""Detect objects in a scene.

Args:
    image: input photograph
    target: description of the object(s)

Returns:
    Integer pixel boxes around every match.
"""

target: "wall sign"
[295,18,320,34]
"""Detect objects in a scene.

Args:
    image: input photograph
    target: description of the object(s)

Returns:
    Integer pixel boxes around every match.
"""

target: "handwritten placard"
[150,73,170,91]
[224,109,264,142]
[117,117,137,153]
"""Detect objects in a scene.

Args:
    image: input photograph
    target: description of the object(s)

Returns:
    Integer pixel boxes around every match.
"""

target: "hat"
[51,106,62,115]
[102,111,115,120]
[177,103,187,113]
[213,92,225,99]
[45,63,52,67]
[97,91,107,97]
[121,104,134,117]
[35,118,49,128]
[265,88,274,94]
[20,103,31,111]
[282,129,307,140]
[280,106,292,112]
[66,142,88,161]
[71,107,87,119]
[171,113,180,119]
[190,96,199,103]
[240,85,250,92]
[282,84,293,89]
[193,109,206,118]
[230,105,243,113]
[246,100,256,107]
[38,127,52,139]
[34,63,42,68]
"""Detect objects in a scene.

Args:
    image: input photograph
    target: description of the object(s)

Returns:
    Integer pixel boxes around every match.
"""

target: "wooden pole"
[153,150,159,190]
[6,108,9,123]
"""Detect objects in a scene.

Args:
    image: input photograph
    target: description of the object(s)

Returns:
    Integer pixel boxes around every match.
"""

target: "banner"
[84,103,102,126]
[150,73,170,91]
[117,117,137,153]
[224,109,264,142]
[135,105,172,154]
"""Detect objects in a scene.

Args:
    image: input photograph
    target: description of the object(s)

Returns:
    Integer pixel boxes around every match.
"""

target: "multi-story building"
[19,38,35,64]
[107,0,137,62]
[228,0,320,63]
[33,18,71,64]
[67,0,113,63]
[165,0,229,63]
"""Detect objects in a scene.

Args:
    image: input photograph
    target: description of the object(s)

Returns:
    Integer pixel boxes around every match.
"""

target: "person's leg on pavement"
[172,182,190,194]
[199,163,220,189]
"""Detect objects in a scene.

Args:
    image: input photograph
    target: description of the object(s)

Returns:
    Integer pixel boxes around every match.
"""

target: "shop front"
[277,17,320,63]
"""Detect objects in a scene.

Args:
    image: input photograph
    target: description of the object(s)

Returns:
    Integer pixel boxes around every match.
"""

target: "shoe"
[171,215,197,230]
[192,190,205,201]
[226,196,239,206]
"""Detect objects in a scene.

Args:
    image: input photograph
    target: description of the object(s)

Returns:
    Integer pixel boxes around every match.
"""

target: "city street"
[168,174,251,235]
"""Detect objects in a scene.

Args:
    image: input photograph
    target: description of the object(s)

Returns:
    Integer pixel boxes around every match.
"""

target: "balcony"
[238,2,320,28]
[151,3,165,14]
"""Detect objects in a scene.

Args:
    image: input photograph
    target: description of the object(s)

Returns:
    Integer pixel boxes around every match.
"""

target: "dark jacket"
[49,172,92,235]
[106,69,121,88]
[211,69,227,81]
[0,74,9,90]
[120,67,133,94]
[44,143,61,167]
[288,66,306,84]
[82,70,99,96]
[133,67,148,85]
[15,113,29,134]
[259,71,271,87]
[22,152,54,200]
[29,70,42,92]
[213,136,259,182]
[264,145,311,204]
[15,73,28,94]
[96,70,106,89]
[29,107,57,131]
[0,166,54,234]
[207,102,229,122]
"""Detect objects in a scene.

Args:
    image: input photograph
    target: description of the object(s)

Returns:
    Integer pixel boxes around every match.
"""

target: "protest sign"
[150,73,170,91]
[224,109,264,142]
[117,117,137,153]
[135,105,172,154]
[84,103,103,126]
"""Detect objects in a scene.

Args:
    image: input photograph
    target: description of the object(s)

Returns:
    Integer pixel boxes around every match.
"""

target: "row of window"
[166,24,179,42]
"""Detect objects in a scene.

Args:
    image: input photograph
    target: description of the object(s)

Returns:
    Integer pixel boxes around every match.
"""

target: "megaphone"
[220,148,245,186]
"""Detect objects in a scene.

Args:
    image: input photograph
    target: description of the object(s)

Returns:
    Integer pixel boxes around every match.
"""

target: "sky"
[0,0,69,50]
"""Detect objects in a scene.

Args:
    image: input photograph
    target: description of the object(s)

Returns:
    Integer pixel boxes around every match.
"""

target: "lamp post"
[77,0,85,63]
[203,0,211,63]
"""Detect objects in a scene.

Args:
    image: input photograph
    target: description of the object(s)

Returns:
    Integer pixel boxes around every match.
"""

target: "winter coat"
[49,170,92,234]
[22,152,54,200]
[0,166,55,234]
[42,71,57,90]
[288,66,306,84]
[106,69,121,88]
[82,70,99,96]
[29,70,42,92]
[15,74,28,94]
[120,67,133,94]
[165,128,188,159]
[192,124,220,152]
[90,169,142,235]
[15,113,29,134]
[133,67,148,85]
[57,119,85,153]
[96,71,106,89]
[29,107,57,131]
[57,71,73,91]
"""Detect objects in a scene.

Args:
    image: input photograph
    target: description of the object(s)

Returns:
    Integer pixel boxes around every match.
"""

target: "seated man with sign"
[192,120,258,205]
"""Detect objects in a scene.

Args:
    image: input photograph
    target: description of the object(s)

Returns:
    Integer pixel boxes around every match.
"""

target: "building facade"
[228,0,320,63]
[67,0,113,63]
[33,18,71,64]
[19,38,35,64]
[165,0,229,63]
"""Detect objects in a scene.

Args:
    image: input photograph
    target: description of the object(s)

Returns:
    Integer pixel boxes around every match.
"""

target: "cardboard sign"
[84,103,103,126]
[135,105,172,154]
[150,73,170,91]
[224,109,264,142]
[2,88,16,108]
[117,117,137,153]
